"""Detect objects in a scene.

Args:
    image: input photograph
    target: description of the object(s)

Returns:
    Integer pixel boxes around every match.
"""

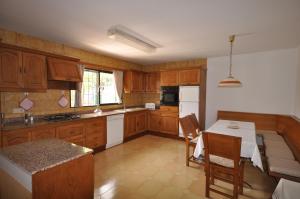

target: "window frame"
[70,68,122,107]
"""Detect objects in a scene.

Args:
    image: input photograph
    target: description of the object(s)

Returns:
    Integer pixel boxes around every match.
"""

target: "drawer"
[85,134,106,149]
[85,119,106,136]
[2,130,30,147]
[56,123,84,139]
[160,106,178,113]
[64,135,85,146]
[31,128,56,141]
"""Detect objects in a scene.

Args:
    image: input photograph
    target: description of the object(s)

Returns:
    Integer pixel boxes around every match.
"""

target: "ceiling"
[0,0,300,65]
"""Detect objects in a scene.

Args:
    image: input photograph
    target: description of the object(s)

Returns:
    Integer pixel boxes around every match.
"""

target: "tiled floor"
[94,135,276,199]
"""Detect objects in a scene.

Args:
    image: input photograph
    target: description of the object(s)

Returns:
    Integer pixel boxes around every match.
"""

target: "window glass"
[70,69,121,107]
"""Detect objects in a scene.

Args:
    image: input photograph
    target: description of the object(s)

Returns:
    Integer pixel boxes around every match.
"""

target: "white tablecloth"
[193,120,264,171]
[272,179,300,199]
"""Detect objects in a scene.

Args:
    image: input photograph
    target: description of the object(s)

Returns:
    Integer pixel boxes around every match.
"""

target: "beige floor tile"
[94,135,275,199]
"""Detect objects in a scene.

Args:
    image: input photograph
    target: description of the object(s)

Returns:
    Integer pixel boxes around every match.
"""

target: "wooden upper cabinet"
[0,48,23,89]
[23,52,47,90]
[47,57,82,82]
[179,69,200,85]
[160,70,179,86]
[0,48,47,91]
[145,72,160,93]
[124,70,145,93]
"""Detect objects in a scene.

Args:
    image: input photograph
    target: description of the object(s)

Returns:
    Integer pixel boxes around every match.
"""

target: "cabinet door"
[161,116,178,135]
[47,57,82,82]
[0,48,23,89]
[125,114,136,137]
[146,72,160,93]
[148,113,161,132]
[2,129,31,147]
[131,71,144,92]
[85,118,107,149]
[160,71,179,86]
[136,112,146,133]
[56,123,85,146]
[179,69,200,85]
[23,52,47,90]
[31,128,56,141]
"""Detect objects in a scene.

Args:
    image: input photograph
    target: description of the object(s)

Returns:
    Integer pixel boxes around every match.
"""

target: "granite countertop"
[2,107,148,131]
[0,139,93,175]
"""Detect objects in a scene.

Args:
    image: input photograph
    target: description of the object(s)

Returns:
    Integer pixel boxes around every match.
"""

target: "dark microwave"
[160,86,179,106]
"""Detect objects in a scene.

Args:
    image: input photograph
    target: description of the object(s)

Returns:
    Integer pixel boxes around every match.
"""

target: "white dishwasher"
[106,114,124,149]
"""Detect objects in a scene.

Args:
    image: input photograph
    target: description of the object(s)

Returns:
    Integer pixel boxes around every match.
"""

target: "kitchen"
[0,34,207,198]
[1,1,300,199]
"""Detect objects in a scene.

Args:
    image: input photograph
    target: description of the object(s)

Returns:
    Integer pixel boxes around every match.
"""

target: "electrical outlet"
[13,108,25,113]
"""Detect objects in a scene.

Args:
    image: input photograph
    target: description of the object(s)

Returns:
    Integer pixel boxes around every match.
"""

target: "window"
[70,69,121,107]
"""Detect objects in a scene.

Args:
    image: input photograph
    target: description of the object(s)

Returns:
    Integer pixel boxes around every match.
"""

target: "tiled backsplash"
[0,91,159,118]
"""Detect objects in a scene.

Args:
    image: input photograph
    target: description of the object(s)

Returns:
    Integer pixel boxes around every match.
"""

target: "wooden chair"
[203,132,245,199]
[190,113,201,136]
[179,115,203,166]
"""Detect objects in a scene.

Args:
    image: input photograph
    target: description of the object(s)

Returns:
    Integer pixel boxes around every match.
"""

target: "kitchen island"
[0,139,94,199]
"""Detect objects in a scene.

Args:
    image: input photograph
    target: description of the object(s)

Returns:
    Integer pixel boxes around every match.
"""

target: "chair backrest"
[203,132,242,168]
[179,115,198,139]
[190,113,201,132]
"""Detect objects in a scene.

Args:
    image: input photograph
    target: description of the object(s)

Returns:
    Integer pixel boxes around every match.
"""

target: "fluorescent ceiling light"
[107,25,161,53]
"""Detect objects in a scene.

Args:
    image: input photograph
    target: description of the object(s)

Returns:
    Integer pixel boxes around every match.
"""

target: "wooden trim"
[199,67,207,130]
[217,110,277,131]
[0,42,79,62]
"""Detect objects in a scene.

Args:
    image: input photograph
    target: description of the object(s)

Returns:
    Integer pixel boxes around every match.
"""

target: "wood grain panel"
[217,110,277,130]
[277,115,300,161]
[32,154,94,199]
[31,128,56,141]
[2,129,31,147]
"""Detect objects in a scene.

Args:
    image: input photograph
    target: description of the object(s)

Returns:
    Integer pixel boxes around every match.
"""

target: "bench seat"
[268,157,300,178]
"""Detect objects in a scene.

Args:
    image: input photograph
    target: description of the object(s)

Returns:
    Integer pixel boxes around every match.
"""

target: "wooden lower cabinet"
[2,129,31,147]
[148,108,179,136]
[31,128,56,141]
[161,115,178,135]
[56,123,85,146]
[148,112,162,132]
[124,111,147,138]
[84,117,107,149]
[32,154,94,199]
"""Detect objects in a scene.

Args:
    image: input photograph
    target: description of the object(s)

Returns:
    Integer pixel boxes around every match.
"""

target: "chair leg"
[233,173,239,199]
[239,165,244,194]
[185,142,190,167]
[205,166,210,198]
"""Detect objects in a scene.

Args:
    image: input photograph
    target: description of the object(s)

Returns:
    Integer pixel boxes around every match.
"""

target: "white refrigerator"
[179,86,200,137]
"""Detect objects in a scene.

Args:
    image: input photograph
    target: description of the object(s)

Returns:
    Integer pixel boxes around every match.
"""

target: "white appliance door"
[179,86,199,102]
[179,102,199,137]
[106,114,124,148]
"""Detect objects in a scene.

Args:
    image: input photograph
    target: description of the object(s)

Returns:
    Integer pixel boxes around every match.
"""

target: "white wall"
[294,46,300,118]
[206,48,298,128]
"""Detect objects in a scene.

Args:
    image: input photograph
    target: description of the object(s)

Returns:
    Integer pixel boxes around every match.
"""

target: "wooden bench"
[217,111,300,182]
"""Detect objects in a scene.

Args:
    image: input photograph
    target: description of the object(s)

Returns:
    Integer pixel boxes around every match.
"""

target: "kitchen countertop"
[1,107,149,131]
[0,138,93,175]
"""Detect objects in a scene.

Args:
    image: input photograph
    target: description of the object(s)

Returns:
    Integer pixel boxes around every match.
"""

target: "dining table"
[193,119,264,171]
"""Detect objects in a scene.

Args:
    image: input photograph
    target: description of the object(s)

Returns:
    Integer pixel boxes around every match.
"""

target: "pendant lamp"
[218,35,242,87]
